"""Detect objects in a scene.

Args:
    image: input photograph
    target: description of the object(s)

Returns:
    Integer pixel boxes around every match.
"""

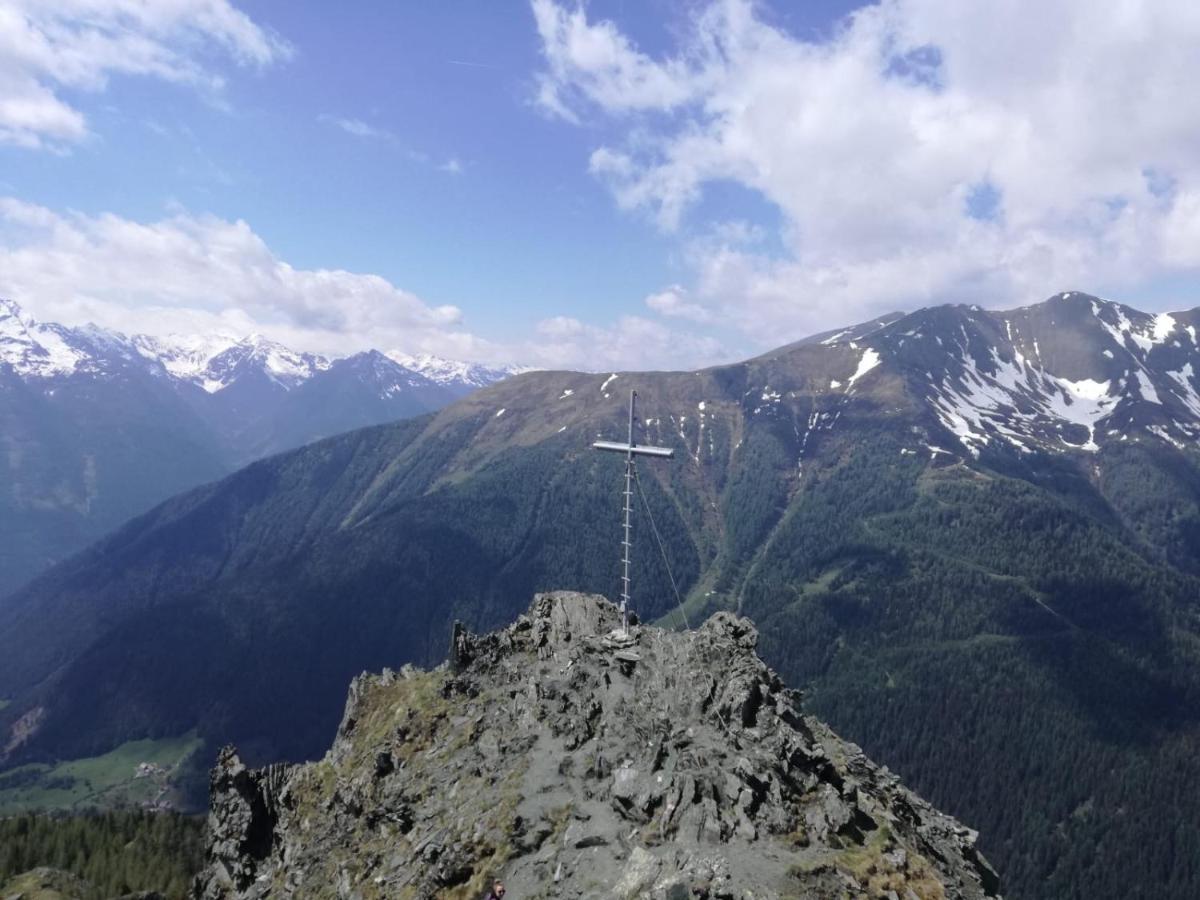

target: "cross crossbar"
[592,440,674,458]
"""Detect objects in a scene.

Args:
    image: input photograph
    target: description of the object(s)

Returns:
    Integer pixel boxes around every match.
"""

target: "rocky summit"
[192,592,1000,900]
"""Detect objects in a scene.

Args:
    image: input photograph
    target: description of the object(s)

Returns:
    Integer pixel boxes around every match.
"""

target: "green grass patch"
[0,867,92,900]
[0,732,202,815]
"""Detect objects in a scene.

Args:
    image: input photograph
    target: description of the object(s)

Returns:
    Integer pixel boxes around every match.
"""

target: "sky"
[1,0,1199,371]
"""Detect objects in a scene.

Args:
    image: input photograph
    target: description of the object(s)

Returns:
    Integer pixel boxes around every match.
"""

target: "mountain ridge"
[2,290,1200,898]
[0,297,526,394]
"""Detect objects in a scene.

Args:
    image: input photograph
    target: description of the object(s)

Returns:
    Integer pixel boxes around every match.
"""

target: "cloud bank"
[533,0,1200,344]
[0,198,721,371]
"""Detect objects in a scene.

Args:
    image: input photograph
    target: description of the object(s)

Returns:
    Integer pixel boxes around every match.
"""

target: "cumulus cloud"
[0,0,291,149]
[533,0,1200,342]
[530,0,703,119]
[0,198,478,355]
[0,198,720,371]
[532,313,726,371]
[644,284,712,323]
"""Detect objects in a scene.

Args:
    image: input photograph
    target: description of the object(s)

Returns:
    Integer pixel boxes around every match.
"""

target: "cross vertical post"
[620,390,635,624]
[594,388,674,632]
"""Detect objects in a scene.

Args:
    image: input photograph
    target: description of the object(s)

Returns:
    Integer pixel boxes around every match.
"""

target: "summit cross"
[593,389,674,632]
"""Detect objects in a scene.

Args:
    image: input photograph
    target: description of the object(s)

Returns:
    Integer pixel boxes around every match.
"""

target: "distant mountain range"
[3,291,1200,898]
[0,297,524,595]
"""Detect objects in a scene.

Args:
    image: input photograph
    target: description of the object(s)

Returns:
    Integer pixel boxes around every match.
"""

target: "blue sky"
[2,1,1199,370]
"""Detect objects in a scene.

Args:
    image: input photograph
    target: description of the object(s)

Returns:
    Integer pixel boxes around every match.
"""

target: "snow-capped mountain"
[0,297,142,378]
[817,291,1200,457]
[131,331,239,383]
[131,332,330,393]
[386,350,531,396]
[0,298,524,597]
[245,350,460,457]
[1,298,524,398]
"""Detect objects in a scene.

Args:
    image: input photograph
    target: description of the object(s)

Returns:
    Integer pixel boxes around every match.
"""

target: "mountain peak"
[386,349,531,392]
[0,298,89,377]
[0,297,31,341]
[195,592,1000,899]
[1045,289,1099,303]
[0,296,27,320]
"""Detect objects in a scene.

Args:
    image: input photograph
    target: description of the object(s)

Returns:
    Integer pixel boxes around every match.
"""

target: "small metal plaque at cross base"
[592,389,674,633]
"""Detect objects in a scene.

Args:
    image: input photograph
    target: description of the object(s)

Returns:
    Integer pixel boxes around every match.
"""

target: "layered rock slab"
[193,592,1001,900]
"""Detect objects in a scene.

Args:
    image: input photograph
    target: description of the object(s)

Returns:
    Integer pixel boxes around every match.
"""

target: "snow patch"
[1148,424,1187,449]
[820,329,849,346]
[1059,377,1111,401]
[928,344,1121,454]
[1166,364,1200,417]
[1133,370,1160,404]
[848,348,881,387]
[1153,313,1176,342]
[1039,376,1117,451]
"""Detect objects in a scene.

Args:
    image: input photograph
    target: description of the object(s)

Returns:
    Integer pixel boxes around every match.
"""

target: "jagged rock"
[193,591,1002,899]
[194,748,294,899]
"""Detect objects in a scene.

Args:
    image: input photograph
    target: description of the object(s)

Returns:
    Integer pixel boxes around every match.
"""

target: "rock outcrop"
[193,592,1001,899]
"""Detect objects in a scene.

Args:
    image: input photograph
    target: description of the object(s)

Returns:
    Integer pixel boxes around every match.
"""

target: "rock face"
[193,593,1001,900]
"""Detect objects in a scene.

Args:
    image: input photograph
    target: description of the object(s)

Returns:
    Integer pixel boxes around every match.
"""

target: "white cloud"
[1162,189,1200,268]
[0,0,291,149]
[0,198,476,355]
[644,284,712,323]
[532,313,725,371]
[318,114,393,142]
[530,0,703,120]
[534,0,1200,342]
[439,157,463,175]
[0,198,724,372]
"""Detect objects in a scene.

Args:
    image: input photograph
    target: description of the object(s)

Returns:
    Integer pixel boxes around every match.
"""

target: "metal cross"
[593,389,674,632]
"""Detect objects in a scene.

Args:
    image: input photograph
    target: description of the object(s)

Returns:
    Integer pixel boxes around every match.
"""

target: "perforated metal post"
[620,392,635,627]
